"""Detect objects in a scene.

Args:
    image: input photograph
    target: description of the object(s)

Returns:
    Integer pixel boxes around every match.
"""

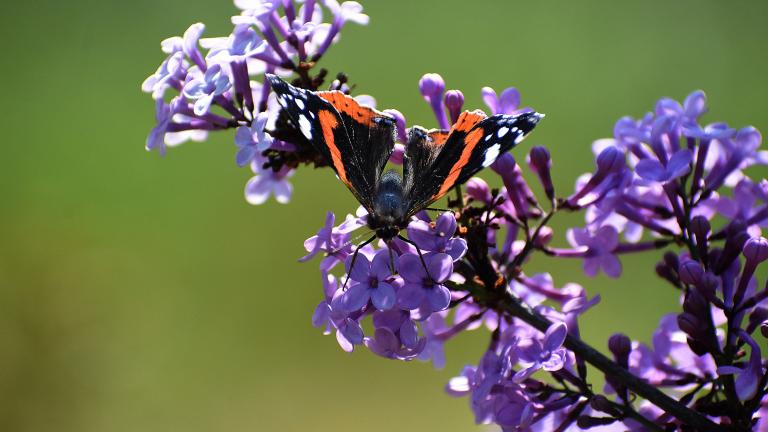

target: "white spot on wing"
[484,134,492,142]
[295,98,305,110]
[497,127,509,138]
[483,143,501,167]
[299,115,312,139]
[514,133,525,144]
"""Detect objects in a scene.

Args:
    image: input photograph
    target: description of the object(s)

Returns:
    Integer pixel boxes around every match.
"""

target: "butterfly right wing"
[403,110,543,216]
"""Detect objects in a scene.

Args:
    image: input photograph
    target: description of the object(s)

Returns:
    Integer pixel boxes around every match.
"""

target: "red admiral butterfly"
[266,74,543,265]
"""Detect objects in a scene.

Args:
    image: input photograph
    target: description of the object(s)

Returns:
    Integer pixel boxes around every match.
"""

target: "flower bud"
[762,321,768,339]
[418,73,445,100]
[444,90,464,124]
[595,146,624,176]
[663,252,679,273]
[715,223,749,274]
[743,237,768,264]
[528,146,555,201]
[532,226,553,248]
[590,395,623,417]
[690,215,710,239]
[677,313,702,339]
[608,333,631,367]
[577,416,617,429]
[678,260,704,286]
[656,262,679,288]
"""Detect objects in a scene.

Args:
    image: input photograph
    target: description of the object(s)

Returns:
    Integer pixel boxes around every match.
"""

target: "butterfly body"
[266,74,543,244]
[369,169,408,240]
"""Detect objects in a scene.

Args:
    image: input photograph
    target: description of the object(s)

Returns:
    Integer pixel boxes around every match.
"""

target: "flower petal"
[371,282,396,311]
[340,283,370,312]
[636,158,668,182]
[426,285,451,312]
[398,283,426,310]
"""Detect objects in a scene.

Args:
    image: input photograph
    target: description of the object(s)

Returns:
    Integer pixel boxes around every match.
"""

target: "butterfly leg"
[397,234,435,283]
[342,234,377,290]
[424,207,451,212]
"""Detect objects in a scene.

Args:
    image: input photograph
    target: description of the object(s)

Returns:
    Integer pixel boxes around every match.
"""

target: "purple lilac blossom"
[143,0,370,203]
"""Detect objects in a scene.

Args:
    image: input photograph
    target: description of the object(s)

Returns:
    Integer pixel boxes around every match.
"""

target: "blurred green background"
[1,0,767,431]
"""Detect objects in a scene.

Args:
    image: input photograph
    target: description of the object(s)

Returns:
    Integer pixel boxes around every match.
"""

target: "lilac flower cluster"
[301,75,768,430]
[144,5,768,430]
[142,0,369,203]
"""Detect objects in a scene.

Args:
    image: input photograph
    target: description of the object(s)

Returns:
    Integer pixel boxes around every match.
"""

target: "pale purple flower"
[636,149,693,183]
[567,225,622,277]
[338,249,398,312]
[407,212,467,261]
[202,25,268,64]
[364,326,424,360]
[142,51,187,99]
[183,64,231,115]
[481,86,525,115]
[146,97,185,155]
[398,253,453,315]
[244,154,293,205]
[512,322,568,382]
[300,211,361,272]
[234,112,273,166]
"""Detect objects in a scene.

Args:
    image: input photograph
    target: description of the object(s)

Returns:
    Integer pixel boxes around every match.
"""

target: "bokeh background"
[2,1,767,431]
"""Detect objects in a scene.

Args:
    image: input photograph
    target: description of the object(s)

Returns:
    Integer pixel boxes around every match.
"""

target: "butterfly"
[266,73,543,273]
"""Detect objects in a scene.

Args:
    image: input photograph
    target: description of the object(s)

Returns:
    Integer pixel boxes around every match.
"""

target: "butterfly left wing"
[266,74,396,212]
[403,110,543,216]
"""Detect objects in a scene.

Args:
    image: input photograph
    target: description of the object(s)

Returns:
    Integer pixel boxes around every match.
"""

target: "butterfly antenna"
[397,234,434,283]
[326,228,375,257]
[342,234,377,290]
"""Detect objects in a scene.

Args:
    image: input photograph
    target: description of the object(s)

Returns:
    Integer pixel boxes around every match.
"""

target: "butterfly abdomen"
[369,170,406,240]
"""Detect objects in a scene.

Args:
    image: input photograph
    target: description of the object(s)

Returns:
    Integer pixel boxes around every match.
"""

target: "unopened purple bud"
[444,90,464,124]
[663,251,679,272]
[690,216,710,238]
[683,288,709,318]
[715,222,750,274]
[577,416,617,429]
[762,321,768,339]
[691,215,710,261]
[533,226,553,248]
[677,313,702,339]
[698,273,720,304]
[528,146,554,201]
[590,395,622,417]
[595,146,624,175]
[743,237,768,264]
[608,333,631,366]
[678,260,704,286]
[656,262,679,288]
[419,73,445,100]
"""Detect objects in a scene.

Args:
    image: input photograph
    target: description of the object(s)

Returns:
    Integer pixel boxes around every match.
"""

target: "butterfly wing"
[266,74,396,212]
[403,110,543,216]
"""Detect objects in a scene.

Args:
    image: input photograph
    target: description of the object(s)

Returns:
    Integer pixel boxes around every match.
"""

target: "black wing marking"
[403,110,543,216]
[266,74,396,212]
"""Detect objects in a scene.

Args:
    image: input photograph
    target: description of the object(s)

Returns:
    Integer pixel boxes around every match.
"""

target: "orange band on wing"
[433,128,485,199]
[318,91,376,126]
[318,110,347,183]
[452,111,485,132]
[428,130,449,146]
